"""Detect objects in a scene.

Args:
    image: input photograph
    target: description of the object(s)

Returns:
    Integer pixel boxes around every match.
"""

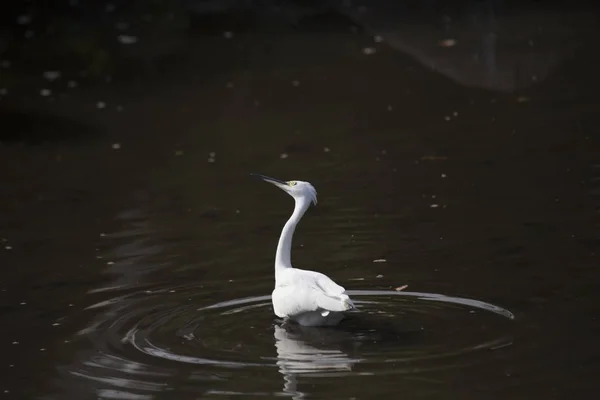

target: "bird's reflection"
[273,313,424,399]
[273,311,428,399]
[273,322,358,399]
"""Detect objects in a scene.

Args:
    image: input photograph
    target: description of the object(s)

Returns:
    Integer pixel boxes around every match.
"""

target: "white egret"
[253,174,355,326]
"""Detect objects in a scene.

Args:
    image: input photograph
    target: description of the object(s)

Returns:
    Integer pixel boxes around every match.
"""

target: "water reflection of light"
[60,206,172,399]
[97,207,165,290]
[60,349,169,400]
[274,324,358,400]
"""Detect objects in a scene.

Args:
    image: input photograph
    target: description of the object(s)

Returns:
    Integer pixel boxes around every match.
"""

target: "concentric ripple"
[66,283,515,398]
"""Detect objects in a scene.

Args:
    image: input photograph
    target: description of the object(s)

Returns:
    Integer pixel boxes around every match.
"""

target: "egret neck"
[275,197,310,277]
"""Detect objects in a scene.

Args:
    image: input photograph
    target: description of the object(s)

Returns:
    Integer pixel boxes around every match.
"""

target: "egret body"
[253,174,355,326]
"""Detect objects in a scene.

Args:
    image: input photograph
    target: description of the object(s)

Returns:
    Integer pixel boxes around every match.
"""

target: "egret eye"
[288,181,297,186]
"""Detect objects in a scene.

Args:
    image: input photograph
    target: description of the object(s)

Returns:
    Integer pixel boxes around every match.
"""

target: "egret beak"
[251,173,289,190]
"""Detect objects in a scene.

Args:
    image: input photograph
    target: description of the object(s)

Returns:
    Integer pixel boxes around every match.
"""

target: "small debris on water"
[17,15,32,25]
[96,101,106,109]
[111,143,121,150]
[362,47,376,55]
[324,147,330,152]
[117,35,138,45]
[374,35,383,43]
[430,204,439,208]
[43,71,61,81]
[439,38,457,47]
[40,89,52,97]
[280,153,289,159]
[373,259,386,263]
[376,274,384,278]
[441,173,447,178]
[348,278,365,281]
[394,285,408,291]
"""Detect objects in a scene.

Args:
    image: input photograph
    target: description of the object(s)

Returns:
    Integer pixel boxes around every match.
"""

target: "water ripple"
[64,283,515,398]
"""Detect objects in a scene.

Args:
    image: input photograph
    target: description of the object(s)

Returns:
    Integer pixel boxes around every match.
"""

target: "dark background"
[1,1,599,399]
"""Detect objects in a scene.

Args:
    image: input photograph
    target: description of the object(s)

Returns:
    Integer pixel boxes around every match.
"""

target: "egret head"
[252,174,318,205]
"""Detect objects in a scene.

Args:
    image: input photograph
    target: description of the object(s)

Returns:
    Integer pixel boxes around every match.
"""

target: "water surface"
[0,1,599,399]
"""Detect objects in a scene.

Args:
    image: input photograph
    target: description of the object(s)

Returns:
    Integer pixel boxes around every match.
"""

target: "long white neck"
[275,197,310,277]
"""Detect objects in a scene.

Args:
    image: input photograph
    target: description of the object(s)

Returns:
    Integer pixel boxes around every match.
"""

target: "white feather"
[254,175,355,327]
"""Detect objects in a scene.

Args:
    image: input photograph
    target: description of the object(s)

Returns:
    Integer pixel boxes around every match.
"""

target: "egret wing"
[311,272,351,311]
[314,272,355,310]
[272,284,318,317]
[313,290,351,312]
[272,284,349,317]
[315,273,346,296]
[272,269,353,318]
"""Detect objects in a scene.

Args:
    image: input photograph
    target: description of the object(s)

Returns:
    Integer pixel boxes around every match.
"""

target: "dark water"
[1,1,599,399]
